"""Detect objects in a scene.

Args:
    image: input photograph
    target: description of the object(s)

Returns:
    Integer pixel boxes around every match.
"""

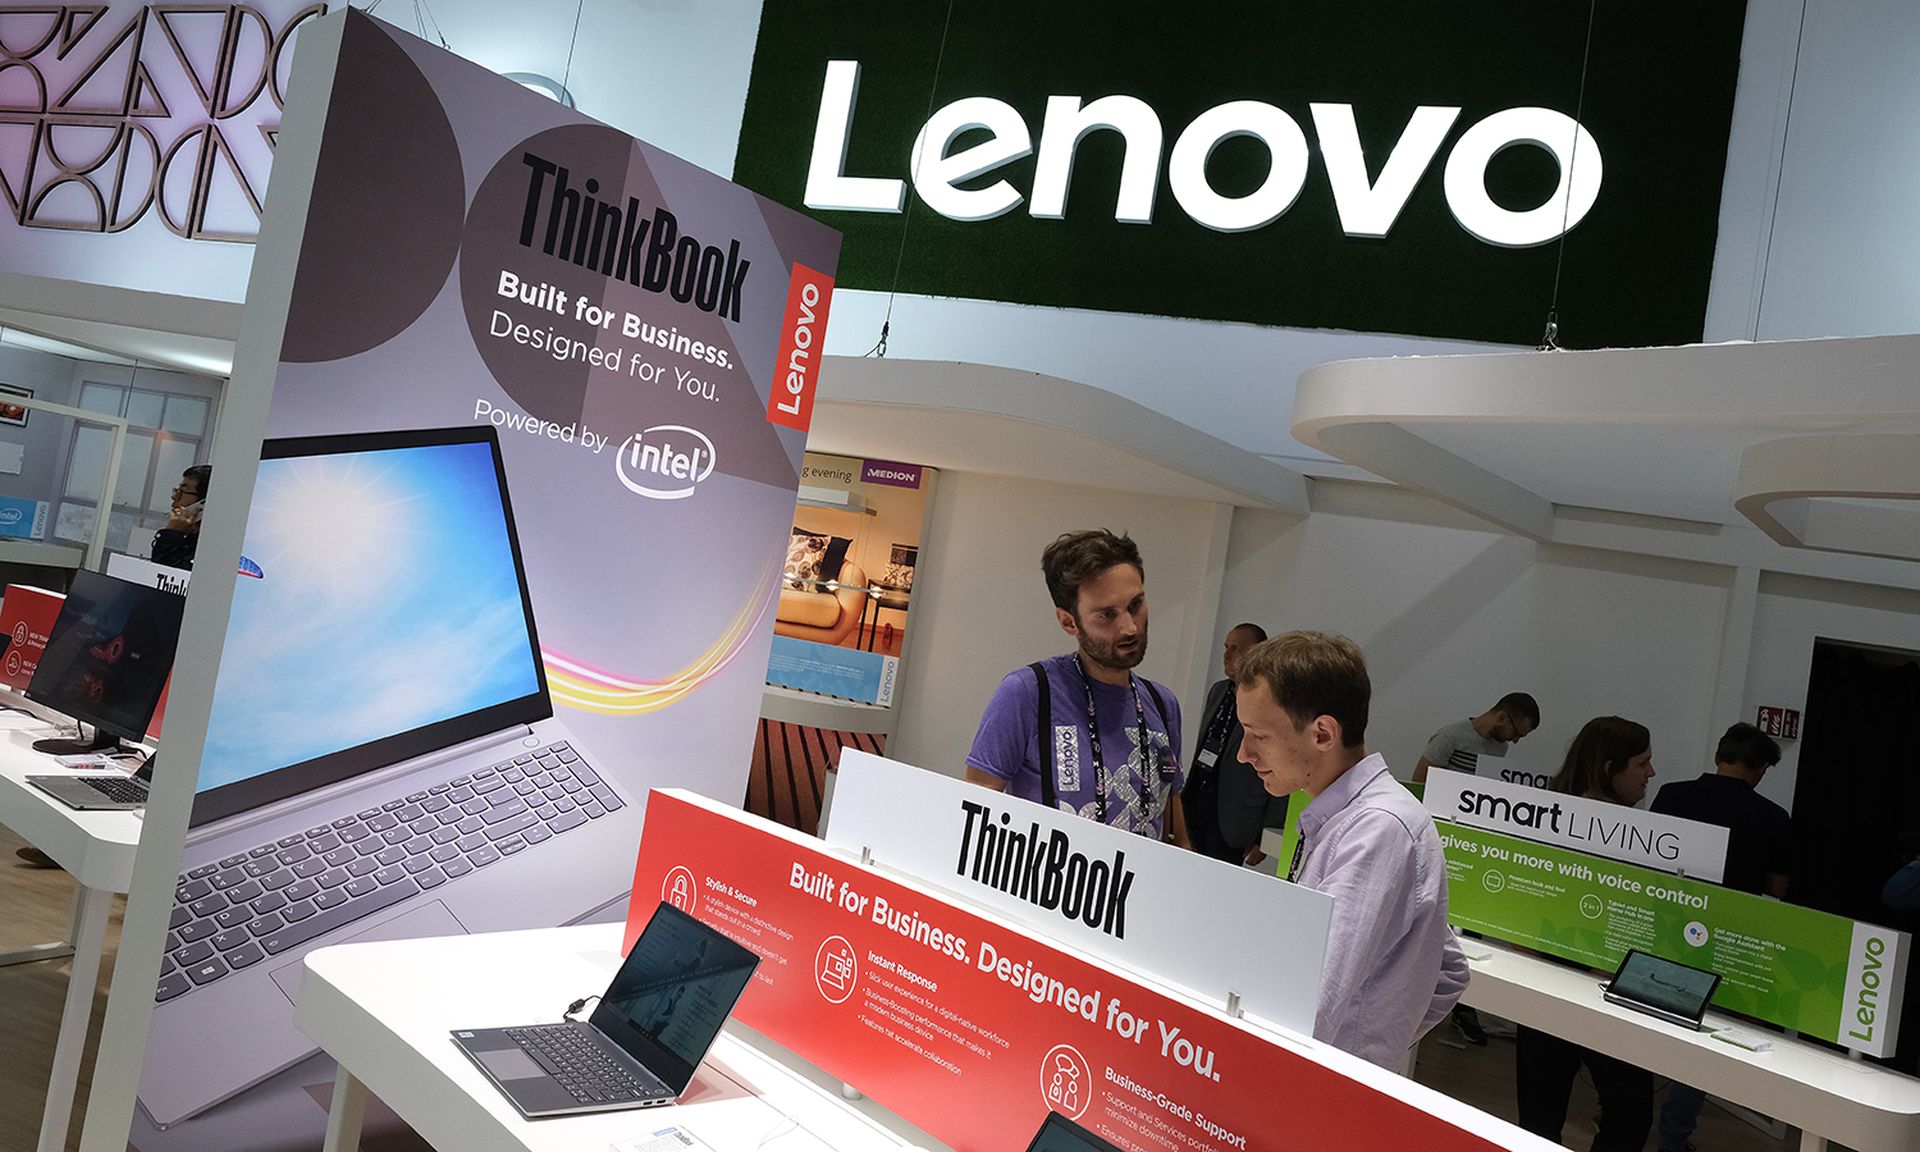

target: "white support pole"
[319,1065,367,1152]
[90,421,126,571]
[35,884,112,1152]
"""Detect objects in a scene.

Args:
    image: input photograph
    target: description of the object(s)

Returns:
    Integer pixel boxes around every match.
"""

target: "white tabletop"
[0,696,142,893]
[297,923,943,1152]
[1462,939,1920,1152]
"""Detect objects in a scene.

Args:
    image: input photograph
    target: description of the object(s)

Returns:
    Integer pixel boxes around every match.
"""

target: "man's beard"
[1081,625,1148,673]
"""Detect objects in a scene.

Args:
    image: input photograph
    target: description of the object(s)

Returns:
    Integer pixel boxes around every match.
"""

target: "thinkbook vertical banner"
[113,12,840,1151]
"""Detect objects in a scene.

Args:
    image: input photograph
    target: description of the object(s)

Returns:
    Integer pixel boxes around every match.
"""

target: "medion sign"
[809,61,1601,249]
[734,0,1746,348]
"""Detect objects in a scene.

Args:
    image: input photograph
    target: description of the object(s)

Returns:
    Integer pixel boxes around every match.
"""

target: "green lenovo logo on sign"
[735,0,1745,348]
[1440,821,1910,1056]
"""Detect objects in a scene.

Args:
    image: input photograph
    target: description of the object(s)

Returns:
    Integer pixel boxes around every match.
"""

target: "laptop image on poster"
[137,426,640,1127]
[453,902,760,1117]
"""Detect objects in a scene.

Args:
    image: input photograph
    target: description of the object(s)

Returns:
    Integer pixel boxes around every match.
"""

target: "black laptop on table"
[1026,1112,1128,1152]
[454,902,759,1118]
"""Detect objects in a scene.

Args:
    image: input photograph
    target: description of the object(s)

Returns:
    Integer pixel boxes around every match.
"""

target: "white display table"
[1460,938,1920,1152]
[0,700,143,1152]
[296,922,942,1152]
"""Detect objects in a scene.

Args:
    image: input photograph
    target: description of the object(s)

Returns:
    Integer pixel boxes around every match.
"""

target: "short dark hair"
[1229,622,1268,643]
[1549,716,1651,802]
[1233,630,1370,748]
[182,464,212,498]
[1041,530,1142,614]
[1493,692,1540,726]
[1716,722,1781,771]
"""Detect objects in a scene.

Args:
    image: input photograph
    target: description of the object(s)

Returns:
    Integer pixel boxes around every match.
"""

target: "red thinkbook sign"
[765,263,834,432]
[627,792,1525,1152]
[1,584,64,691]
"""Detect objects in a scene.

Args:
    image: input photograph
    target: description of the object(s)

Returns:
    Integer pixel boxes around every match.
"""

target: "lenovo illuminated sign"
[808,61,1602,249]
[736,0,1746,349]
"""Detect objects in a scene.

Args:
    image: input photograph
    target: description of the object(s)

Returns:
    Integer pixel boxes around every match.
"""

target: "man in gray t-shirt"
[1411,693,1540,784]
[1411,691,1539,1046]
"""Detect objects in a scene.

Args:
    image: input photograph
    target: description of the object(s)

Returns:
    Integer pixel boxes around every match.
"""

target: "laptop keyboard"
[83,777,149,804]
[505,1024,660,1104]
[154,741,623,1003]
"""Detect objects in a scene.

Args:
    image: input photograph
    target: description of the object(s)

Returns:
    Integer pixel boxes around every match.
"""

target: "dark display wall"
[735,0,1746,350]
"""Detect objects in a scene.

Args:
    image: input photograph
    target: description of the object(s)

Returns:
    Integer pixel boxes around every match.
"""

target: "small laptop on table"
[29,756,155,810]
[1602,949,1721,1030]
[454,902,759,1118]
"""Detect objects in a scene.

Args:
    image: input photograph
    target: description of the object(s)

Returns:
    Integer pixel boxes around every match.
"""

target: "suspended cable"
[562,0,587,94]
[866,0,958,358]
[1540,0,1598,351]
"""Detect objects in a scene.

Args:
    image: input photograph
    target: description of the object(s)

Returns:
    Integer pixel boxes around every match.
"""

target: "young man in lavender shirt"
[1233,630,1468,1069]
[965,530,1190,846]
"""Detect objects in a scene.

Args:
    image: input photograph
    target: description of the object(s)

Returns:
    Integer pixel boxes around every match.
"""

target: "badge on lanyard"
[1196,747,1219,768]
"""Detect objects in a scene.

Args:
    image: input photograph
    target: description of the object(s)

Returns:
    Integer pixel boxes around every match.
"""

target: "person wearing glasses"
[150,464,211,570]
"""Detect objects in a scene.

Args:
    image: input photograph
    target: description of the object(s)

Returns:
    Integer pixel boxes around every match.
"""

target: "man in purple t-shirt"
[964,530,1189,845]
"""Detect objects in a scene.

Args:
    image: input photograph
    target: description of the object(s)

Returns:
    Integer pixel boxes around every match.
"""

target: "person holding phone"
[150,464,211,570]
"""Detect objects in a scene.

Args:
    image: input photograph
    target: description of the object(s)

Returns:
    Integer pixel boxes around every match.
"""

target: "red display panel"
[627,791,1518,1152]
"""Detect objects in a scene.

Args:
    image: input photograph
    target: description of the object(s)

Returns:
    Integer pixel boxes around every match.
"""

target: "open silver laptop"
[137,427,640,1127]
[28,756,154,810]
[454,902,758,1118]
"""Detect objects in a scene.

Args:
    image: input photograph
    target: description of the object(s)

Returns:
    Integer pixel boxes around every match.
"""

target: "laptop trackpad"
[269,900,470,1006]
[476,1047,545,1081]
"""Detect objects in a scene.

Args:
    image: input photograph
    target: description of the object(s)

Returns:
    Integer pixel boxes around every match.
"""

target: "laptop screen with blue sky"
[198,435,542,794]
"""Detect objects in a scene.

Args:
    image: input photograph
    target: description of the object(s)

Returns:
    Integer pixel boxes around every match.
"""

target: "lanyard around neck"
[1075,657,1151,827]
[1199,689,1236,753]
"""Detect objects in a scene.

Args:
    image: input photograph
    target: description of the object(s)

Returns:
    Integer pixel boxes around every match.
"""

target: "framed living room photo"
[0,383,31,426]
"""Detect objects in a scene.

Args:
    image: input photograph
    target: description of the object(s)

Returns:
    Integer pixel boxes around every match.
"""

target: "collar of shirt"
[1297,752,1391,845]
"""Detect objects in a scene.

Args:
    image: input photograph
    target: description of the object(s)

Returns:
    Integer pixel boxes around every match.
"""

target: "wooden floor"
[743,720,886,835]
[0,824,124,1152]
[0,816,1828,1152]
[1414,1016,1812,1152]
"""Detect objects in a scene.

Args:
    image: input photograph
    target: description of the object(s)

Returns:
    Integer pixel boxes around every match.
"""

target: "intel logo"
[615,425,716,500]
[0,508,20,526]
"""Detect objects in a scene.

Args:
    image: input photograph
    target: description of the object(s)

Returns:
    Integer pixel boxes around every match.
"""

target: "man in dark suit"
[1182,623,1289,864]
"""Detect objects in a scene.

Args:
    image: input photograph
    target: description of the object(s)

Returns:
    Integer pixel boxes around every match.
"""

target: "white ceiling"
[1292,332,1920,555]
[812,356,1308,511]
[0,308,235,377]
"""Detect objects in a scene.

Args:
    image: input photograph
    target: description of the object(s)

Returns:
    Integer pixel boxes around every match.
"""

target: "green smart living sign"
[735,0,1747,348]
[1438,821,1910,1056]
